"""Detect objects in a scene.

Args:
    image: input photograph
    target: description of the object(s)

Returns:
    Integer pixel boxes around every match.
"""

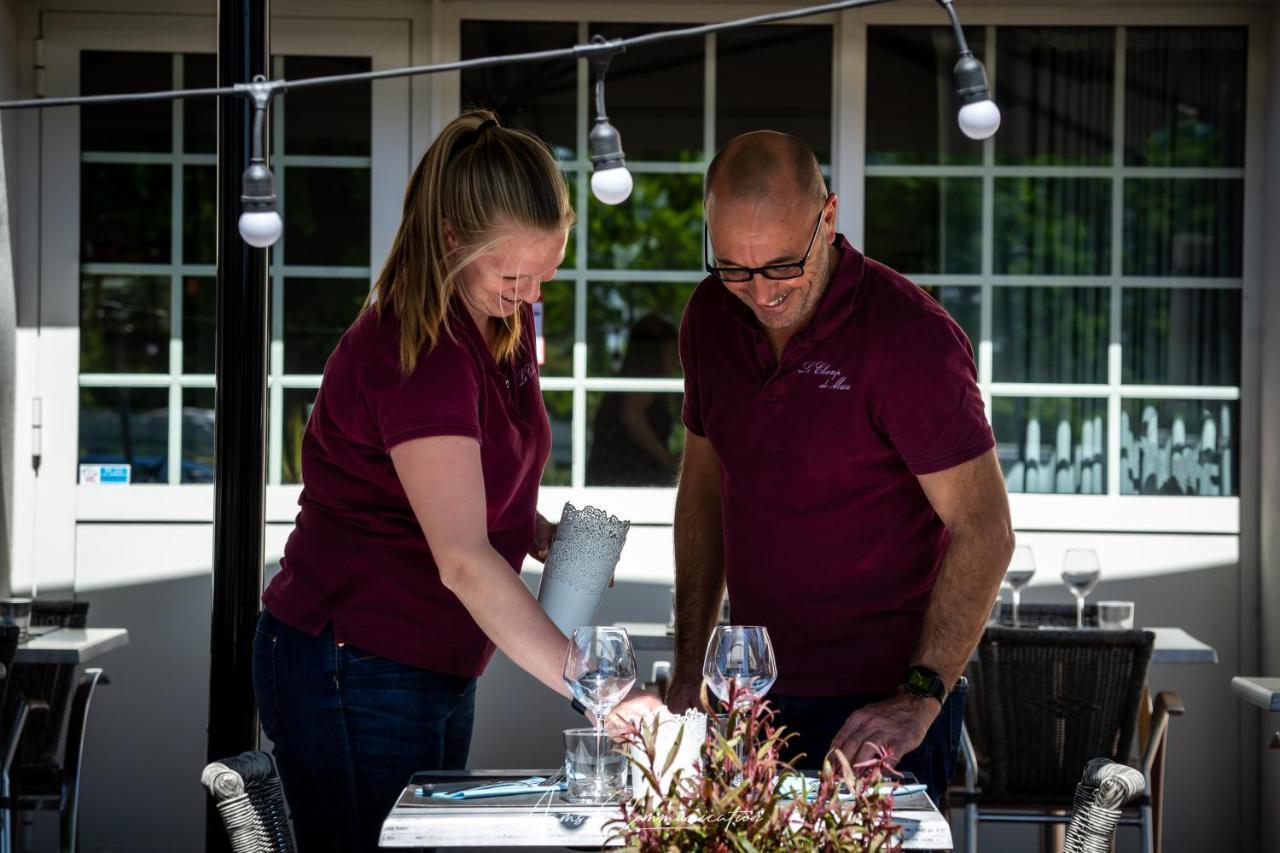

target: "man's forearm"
[911,527,1013,688]
[672,482,726,684]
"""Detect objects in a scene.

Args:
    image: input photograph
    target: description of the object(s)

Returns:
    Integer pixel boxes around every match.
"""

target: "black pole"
[208,0,268,849]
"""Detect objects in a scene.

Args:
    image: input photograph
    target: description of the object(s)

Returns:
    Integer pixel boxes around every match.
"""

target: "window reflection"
[992,397,1108,495]
[1120,399,1237,496]
[78,388,169,484]
[543,391,573,486]
[587,282,693,377]
[587,390,683,488]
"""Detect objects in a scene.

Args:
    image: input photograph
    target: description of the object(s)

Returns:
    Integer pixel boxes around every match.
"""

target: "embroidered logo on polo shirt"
[516,362,537,387]
[797,360,851,391]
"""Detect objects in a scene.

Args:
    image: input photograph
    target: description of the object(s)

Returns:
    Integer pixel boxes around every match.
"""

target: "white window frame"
[31,11,412,559]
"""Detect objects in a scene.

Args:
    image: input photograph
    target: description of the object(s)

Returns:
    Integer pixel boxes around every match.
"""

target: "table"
[380,770,953,849]
[1231,676,1280,711]
[615,622,1220,665]
[14,627,130,664]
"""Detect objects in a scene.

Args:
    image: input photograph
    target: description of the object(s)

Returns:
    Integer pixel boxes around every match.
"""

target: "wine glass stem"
[1075,593,1084,629]
[1012,589,1021,628]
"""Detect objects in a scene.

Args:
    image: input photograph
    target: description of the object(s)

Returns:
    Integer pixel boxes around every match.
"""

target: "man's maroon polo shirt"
[680,234,994,695]
[264,302,550,679]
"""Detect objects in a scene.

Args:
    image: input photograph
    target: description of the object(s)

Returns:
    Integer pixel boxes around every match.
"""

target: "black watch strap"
[902,665,947,704]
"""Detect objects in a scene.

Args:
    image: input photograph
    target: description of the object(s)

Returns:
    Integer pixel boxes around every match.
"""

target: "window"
[77,52,373,486]
[462,19,833,491]
[865,25,1244,498]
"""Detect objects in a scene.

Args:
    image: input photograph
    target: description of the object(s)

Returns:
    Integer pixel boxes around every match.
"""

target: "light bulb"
[238,210,283,248]
[958,99,1001,140]
[591,166,633,205]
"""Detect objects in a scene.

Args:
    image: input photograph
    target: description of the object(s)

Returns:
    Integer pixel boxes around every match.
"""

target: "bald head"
[705,131,827,209]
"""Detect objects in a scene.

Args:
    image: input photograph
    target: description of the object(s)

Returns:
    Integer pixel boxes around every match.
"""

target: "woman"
[253,111,660,851]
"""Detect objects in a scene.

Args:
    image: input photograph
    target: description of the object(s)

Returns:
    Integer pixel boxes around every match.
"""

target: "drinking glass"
[1097,600,1135,630]
[564,727,629,803]
[702,626,777,709]
[1003,546,1037,627]
[1061,549,1102,629]
[562,626,637,737]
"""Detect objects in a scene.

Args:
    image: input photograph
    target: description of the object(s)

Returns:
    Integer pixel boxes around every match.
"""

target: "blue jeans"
[253,609,477,852]
[768,680,967,806]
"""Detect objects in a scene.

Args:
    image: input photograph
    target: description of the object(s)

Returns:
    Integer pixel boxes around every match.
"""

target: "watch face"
[908,669,931,692]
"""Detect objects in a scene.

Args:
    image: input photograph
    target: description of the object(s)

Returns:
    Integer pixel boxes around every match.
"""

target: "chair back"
[965,627,1153,803]
[0,625,20,697]
[202,751,296,853]
[1062,758,1147,852]
[30,600,89,629]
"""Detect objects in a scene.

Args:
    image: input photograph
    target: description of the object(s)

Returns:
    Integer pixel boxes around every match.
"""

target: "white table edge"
[1231,676,1280,711]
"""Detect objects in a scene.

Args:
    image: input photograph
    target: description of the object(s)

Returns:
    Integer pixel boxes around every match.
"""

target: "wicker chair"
[955,627,1182,853]
[0,599,108,853]
[0,625,25,853]
[202,751,296,853]
[1062,758,1148,853]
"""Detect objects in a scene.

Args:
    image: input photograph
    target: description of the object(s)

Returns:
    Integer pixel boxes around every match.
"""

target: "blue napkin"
[427,776,568,800]
[776,775,927,801]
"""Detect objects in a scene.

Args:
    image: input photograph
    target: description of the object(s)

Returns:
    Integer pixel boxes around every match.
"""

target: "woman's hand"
[530,512,556,563]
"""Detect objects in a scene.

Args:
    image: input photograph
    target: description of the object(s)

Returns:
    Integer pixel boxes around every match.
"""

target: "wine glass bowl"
[1061,549,1102,629]
[1003,545,1037,627]
[702,626,777,709]
[563,626,637,734]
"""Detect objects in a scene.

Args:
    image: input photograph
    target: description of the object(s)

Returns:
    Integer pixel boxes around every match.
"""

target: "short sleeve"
[679,301,705,437]
[366,334,483,452]
[875,309,994,476]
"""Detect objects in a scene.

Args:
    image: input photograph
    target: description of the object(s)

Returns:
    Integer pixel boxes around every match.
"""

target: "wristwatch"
[902,665,948,705]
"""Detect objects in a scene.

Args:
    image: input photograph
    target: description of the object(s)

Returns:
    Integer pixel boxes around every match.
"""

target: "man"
[666,131,1014,802]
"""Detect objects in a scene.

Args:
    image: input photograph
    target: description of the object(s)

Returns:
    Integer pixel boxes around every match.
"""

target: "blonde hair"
[370,110,575,373]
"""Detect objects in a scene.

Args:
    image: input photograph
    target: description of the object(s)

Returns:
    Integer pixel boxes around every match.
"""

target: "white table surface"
[615,623,1219,665]
[380,770,952,849]
[1231,676,1280,711]
[14,627,130,664]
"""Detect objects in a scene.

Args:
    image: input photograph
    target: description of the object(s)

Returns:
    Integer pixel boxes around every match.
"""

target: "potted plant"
[612,683,902,852]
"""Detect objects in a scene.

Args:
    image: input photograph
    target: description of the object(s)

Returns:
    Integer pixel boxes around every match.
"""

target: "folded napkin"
[775,775,927,801]
[428,776,567,800]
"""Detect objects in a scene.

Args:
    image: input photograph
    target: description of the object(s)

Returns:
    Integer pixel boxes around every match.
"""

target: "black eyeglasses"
[704,205,825,283]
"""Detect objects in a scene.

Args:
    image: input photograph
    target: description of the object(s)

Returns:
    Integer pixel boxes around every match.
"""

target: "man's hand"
[603,686,665,731]
[663,678,704,714]
[529,513,556,563]
[829,690,941,768]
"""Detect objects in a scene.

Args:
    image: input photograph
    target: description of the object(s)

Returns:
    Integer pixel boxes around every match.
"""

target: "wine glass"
[1003,546,1037,627]
[563,626,637,736]
[702,626,777,709]
[1061,549,1102,629]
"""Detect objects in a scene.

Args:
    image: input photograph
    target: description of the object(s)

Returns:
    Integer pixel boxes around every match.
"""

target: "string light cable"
[0,0,998,245]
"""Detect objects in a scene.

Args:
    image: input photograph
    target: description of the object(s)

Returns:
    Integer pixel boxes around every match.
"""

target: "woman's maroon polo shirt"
[263,302,550,678]
[680,234,994,695]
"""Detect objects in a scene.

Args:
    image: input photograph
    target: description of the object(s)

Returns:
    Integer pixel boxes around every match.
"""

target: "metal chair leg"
[59,669,106,853]
[965,802,978,853]
[1,696,33,853]
[1141,804,1154,853]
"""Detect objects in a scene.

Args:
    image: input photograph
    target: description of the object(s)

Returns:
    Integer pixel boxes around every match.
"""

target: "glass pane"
[1122,289,1240,386]
[995,28,1115,166]
[282,56,372,157]
[918,284,980,351]
[993,287,1108,384]
[1123,179,1242,277]
[80,275,170,373]
[1125,28,1246,167]
[1120,399,1237,496]
[562,171,578,269]
[587,282,690,378]
[79,387,169,484]
[282,388,318,486]
[991,397,1108,494]
[587,173,702,270]
[539,281,574,378]
[182,276,216,375]
[586,391,683,487]
[183,53,217,154]
[717,25,833,162]
[542,390,572,486]
[81,51,172,152]
[588,23,703,161]
[81,163,171,263]
[994,178,1111,275]
[283,167,370,266]
[181,388,216,484]
[866,26,986,165]
[183,165,217,265]
[282,279,368,374]
[461,21,578,160]
[865,177,981,274]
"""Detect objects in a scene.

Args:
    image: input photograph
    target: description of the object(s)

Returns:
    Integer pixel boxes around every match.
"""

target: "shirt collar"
[716,232,866,343]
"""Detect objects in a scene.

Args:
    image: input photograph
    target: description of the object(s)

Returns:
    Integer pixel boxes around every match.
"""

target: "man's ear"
[824,193,839,241]
[441,217,460,250]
